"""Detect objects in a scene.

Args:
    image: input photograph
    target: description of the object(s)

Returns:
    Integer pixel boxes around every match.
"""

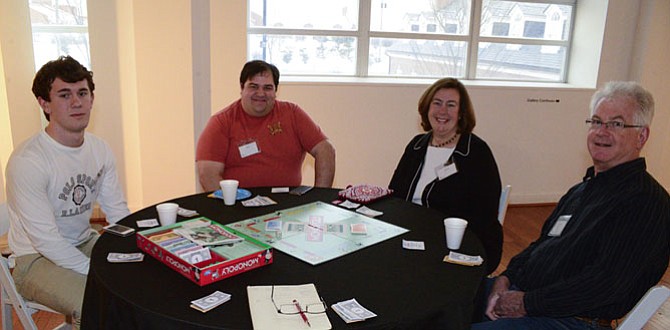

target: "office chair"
[0,203,71,330]
[617,285,670,330]
[498,185,512,225]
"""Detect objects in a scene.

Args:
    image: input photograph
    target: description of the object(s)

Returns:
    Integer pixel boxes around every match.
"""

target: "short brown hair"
[417,77,476,134]
[239,60,280,90]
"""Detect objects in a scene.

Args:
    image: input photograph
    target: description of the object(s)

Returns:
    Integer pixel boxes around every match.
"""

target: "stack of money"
[190,291,231,313]
[242,195,277,207]
[331,299,377,323]
[355,206,383,217]
[402,239,425,250]
[107,252,144,263]
[443,251,484,266]
[177,207,200,217]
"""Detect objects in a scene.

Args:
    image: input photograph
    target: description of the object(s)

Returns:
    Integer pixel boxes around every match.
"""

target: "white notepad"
[247,284,332,330]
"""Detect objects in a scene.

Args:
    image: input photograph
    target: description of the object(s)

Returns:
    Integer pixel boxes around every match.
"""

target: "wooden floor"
[6,205,670,329]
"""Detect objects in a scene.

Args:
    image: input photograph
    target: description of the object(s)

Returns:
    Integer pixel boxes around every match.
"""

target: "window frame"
[247,0,576,82]
[28,0,91,70]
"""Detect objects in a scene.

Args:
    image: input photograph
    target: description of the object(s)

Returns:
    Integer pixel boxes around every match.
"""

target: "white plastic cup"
[219,179,239,206]
[156,202,179,226]
[444,217,468,250]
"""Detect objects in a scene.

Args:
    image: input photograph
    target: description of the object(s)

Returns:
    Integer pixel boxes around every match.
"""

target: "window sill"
[280,76,593,90]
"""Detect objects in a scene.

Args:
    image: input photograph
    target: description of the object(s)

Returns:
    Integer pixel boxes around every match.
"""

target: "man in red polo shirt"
[196,60,335,190]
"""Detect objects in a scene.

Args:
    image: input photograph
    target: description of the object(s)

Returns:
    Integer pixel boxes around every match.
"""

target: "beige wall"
[630,0,670,186]
[1,0,669,210]
[0,1,41,152]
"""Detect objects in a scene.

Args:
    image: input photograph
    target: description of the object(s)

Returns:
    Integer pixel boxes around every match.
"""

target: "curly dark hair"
[32,56,94,120]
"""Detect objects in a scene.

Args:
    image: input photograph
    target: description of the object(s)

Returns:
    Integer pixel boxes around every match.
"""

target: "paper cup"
[219,179,239,206]
[444,217,468,250]
[156,203,179,226]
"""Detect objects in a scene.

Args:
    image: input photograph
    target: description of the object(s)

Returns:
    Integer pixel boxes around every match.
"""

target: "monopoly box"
[136,217,273,286]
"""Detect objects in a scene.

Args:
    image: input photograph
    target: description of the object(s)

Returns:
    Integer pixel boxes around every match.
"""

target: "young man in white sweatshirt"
[5,56,130,328]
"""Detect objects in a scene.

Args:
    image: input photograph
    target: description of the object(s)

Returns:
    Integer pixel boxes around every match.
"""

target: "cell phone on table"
[103,224,136,237]
[289,185,313,196]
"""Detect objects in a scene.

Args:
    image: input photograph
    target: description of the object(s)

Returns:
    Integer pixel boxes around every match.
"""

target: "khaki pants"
[12,231,99,328]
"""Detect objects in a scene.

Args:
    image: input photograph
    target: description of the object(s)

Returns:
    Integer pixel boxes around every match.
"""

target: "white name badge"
[436,162,458,181]
[238,141,260,158]
[548,215,571,237]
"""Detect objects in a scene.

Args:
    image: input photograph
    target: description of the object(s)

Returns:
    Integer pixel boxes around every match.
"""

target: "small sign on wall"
[526,98,560,103]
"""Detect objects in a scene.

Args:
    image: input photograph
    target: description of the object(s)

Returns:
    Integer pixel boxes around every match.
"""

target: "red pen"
[293,299,311,327]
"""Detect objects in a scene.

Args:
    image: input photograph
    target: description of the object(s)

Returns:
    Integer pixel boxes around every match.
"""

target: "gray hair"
[589,81,655,126]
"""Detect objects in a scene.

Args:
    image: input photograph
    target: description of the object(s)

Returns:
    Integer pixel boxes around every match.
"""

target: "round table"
[81,188,487,329]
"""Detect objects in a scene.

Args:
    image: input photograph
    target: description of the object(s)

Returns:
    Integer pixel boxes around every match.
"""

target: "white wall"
[2,0,669,210]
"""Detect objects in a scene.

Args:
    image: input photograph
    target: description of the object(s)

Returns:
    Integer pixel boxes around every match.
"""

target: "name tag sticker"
[238,141,260,158]
[436,163,458,181]
[548,215,571,237]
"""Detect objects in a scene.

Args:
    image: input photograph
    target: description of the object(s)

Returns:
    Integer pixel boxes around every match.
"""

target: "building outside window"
[247,0,575,82]
[28,0,90,70]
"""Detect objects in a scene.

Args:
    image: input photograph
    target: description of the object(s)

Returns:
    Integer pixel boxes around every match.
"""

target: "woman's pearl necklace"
[431,133,459,148]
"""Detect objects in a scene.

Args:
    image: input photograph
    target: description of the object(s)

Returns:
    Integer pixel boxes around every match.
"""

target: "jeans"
[471,277,612,330]
[471,317,612,330]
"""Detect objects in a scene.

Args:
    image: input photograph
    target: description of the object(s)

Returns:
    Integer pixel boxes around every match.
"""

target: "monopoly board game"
[224,202,409,265]
[137,218,273,286]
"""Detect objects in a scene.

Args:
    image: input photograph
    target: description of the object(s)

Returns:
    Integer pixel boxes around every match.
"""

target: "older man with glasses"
[472,81,670,330]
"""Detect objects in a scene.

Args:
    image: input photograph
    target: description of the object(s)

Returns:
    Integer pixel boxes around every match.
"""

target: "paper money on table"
[338,200,360,209]
[355,206,383,217]
[107,252,144,263]
[402,239,425,250]
[136,218,159,228]
[174,224,243,246]
[443,251,484,266]
[179,246,212,264]
[242,195,277,207]
[178,207,199,217]
[332,298,377,323]
[190,291,231,313]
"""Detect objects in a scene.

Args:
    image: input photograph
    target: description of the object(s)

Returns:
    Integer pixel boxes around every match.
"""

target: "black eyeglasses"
[270,285,327,315]
[585,119,645,130]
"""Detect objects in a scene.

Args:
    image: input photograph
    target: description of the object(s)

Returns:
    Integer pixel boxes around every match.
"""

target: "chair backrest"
[617,285,670,330]
[498,185,512,225]
[0,209,69,330]
[0,203,9,236]
[0,202,12,267]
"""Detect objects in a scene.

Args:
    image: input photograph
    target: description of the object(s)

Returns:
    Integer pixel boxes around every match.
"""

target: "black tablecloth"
[81,188,487,329]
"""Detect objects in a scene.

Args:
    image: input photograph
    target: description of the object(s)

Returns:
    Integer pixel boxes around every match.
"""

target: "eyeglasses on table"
[270,285,327,315]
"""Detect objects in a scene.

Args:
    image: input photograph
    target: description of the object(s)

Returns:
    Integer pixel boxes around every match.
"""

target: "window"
[523,21,546,38]
[28,0,91,70]
[492,22,510,36]
[247,0,575,82]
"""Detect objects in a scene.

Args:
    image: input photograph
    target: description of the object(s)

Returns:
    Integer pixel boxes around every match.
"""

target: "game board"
[224,201,409,265]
